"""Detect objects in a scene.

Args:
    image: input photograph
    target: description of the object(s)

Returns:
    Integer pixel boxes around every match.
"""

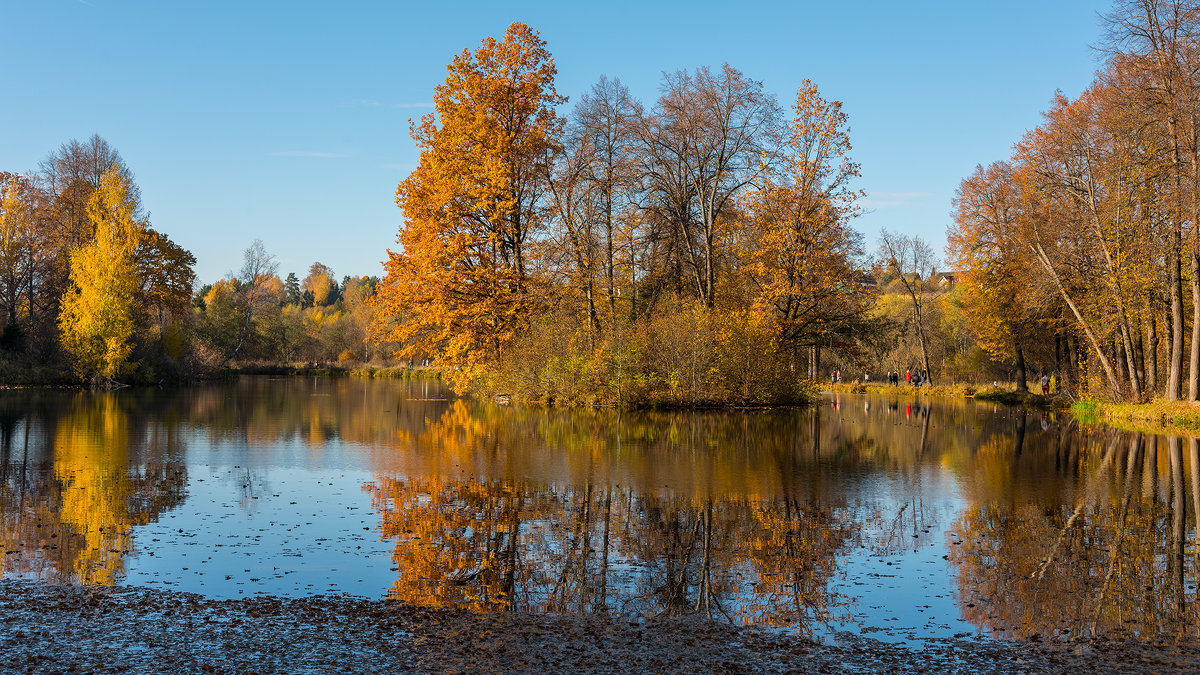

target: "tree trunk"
[585,278,600,339]
[1134,320,1146,388]
[1054,332,1062,390]
[605,196,616,325]
[1191,249,1200,400]
[1014,341,1027,392]
[1169,224,1184,401]
[1146,309,1159,395]
[1121,327,1142,399]
[1071,335,1083,393]
[1116,338,1127,387]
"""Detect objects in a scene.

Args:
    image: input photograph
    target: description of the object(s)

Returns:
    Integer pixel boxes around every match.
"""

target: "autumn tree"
[373,22,564,386]
[302,262,339,307]
[222,239,279,364]
[948,161,1043,392]
[738,81,872,362]
[134,229,197,326]
[58,166,145,381]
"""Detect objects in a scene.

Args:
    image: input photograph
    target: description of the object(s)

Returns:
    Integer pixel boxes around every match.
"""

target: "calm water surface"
[2,378,1197,645]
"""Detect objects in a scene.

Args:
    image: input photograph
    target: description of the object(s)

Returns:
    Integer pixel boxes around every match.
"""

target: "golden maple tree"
[373,22,564,387]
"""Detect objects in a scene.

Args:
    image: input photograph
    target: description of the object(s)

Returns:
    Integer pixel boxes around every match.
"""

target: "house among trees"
[934,270,965,286]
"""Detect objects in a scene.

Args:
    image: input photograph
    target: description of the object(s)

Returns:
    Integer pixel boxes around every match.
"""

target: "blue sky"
[1,0,1111,283]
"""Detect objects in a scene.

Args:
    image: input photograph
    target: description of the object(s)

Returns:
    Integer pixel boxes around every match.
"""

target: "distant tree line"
[192,243,391,366]
[0,136,390,384]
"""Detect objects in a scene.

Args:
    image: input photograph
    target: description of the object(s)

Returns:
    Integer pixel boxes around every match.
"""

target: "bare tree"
[223,238,278,364]
[639,64,783,308]
[575,76,642,323]
[547,120,602,335]
[879,230,938,385]
[38,134,138,249]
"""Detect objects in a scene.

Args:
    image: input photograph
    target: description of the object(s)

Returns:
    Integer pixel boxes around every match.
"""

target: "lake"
[1,377,1196,645]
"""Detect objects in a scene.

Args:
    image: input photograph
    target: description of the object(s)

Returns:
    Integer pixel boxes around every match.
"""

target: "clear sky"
[1,0,1112,284]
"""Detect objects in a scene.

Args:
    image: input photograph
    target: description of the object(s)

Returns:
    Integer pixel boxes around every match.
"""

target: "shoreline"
[825,382,1200,437]
[1,580,1193,673]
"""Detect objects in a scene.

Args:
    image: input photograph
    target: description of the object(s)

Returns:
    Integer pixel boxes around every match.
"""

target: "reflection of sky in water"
[824,468,974,646]
[124,462,396,599]
[3,381,1199,645]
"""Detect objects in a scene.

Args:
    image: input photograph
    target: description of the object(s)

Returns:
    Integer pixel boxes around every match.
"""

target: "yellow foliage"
[58,166,145,380]
[53,396,132,585]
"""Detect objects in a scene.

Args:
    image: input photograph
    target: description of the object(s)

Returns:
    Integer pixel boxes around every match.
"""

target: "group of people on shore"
[829,364,1058,395]
[884,369,928,387]
[831,369,930,386]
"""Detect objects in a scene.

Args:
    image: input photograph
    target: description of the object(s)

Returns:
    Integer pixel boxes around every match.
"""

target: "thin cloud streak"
[861,191,936,209]
[269,151,350,158]
[867,191,934,199]
[350,99,435,109]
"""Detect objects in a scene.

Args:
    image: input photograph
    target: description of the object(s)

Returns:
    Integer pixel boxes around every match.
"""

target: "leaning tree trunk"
[1031,242,1120,391]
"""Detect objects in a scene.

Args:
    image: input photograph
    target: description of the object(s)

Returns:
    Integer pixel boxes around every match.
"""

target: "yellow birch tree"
[58,166,144,381]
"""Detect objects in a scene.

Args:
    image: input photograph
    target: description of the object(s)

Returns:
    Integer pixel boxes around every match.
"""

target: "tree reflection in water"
[364,398,872,634]
[0,391,187,585]
[949,428,1200,642]
[366,477,858,633]
[8,379,1200,643]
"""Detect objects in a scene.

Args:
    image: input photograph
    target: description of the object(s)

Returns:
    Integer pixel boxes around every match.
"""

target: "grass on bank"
[1070,398,1200,434]
[823,381,1064,407]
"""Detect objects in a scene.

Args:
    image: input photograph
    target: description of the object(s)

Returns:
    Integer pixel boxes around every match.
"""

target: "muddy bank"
[0,581,1197,673]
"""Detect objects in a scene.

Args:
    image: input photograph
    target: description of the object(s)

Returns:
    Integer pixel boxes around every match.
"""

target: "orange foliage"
[373,23,564,388]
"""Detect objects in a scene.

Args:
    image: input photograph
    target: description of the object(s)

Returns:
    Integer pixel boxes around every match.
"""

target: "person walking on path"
[905,369,912,385]
[1040,373,1050,395]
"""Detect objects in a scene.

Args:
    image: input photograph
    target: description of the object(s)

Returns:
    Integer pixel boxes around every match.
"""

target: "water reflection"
[949,429,1200,642]
[4,381,1200,643]
[365,478,858,632]
[0,392,187,584]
